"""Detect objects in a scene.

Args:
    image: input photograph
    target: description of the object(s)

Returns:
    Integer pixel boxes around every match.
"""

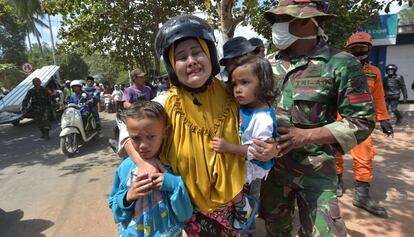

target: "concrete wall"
[386,44,414,100]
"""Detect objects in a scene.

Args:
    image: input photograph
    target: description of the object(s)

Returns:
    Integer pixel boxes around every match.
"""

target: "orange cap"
[346,32,372,48]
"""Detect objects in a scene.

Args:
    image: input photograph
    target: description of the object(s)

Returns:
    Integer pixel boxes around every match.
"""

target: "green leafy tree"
[43,0,200,74]
[59,52,89,81]
[0,0,12,18]
[83,52,123,81]
[202,0,258,40]
[10,0,49,55]
[399,5,414,25]
[27,43,54,68]
[0,63,25,88]
[202,0,385,50]
[249,0,383,49]
[0,1,27,89]
[28,43,89,82]
[0,1,27,66]
[324,0,382,48]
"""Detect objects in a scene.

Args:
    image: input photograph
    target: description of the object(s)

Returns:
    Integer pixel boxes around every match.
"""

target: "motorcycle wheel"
[60,133,79,157]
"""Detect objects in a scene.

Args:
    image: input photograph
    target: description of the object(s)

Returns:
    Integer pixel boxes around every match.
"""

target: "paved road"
[0,112,118,237]
[1,111,413,237]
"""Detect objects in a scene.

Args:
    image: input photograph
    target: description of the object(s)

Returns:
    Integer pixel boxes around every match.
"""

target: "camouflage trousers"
[259,178,347,237]
[34,108,50,131]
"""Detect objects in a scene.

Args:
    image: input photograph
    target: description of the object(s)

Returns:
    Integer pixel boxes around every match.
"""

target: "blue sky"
[26,14,61,49]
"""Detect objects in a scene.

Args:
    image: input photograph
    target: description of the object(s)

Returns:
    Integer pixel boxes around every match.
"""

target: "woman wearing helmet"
[335,32,391,218]
[115,15,256,236]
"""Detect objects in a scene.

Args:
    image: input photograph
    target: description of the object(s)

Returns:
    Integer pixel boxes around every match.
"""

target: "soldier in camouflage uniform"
[250,1,376,236]
[22,77,52,140]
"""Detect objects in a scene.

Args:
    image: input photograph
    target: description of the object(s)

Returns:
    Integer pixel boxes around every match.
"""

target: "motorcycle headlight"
[61,108,81,127]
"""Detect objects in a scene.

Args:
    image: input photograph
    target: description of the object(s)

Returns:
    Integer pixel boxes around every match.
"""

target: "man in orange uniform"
[336,32,393,218]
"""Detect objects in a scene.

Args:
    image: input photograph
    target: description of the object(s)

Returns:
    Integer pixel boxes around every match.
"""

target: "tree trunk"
[152,50,161,76]
[27,29,32,53]
[215,0,253,41]
[217,0,236,39]
[35,33,44,57]
[31,19,44,57]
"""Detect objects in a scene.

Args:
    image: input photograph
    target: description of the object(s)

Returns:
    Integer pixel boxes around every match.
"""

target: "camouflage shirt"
[269,40,376,191]
[22,86,51,111]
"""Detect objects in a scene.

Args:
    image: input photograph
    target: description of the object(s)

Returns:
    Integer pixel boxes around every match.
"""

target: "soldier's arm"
[324,58,376,154]
[21,90,33,109]
[400,76,408,99]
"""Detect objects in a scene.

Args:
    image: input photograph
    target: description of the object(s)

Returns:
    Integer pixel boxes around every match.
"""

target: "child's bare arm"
[212,137,248,156]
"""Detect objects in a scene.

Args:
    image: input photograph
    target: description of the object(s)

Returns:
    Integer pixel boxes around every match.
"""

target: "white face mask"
[271,19,318,50]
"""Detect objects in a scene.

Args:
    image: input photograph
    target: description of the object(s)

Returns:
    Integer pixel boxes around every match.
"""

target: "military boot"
[353,181,387,218]
[337,174,344,197]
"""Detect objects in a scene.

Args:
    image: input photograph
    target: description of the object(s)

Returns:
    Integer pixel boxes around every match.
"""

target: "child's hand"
[212,137,230,153]
[126,173,153,202]
[149,172,164,189]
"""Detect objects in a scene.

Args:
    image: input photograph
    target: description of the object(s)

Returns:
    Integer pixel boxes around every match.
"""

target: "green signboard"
[366,14,398,46]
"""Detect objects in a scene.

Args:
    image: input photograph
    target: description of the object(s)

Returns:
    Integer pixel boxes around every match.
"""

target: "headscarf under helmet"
[154,15,220,88]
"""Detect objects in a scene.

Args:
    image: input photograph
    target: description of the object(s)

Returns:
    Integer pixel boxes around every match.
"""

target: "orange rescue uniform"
[336,64,390,182]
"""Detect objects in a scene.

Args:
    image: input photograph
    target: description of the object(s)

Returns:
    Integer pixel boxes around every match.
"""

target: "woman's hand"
[140,158,166,174]
[126,173,153,203]
[250,138,280,161]
[149,172,165,189]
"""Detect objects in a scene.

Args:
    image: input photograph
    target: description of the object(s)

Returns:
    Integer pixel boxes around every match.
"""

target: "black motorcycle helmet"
[385,64,398,75]
[154,15,220,87]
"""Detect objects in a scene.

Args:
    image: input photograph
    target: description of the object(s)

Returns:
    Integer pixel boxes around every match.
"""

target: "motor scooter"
[108,110,125,156]
[59,95,99,157]
[102,94,115,113]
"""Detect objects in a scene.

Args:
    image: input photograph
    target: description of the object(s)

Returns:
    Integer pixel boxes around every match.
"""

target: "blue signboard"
[366,14,398,46]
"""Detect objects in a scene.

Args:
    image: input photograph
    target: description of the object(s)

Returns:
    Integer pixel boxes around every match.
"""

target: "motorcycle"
[59,98,99,157]
[102,94,115,113]
[108,110,125,156]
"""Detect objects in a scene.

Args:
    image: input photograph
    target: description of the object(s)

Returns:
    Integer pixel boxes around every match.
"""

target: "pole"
[48,14,62,85]
[48,14,57,65]
[128,70,132,86]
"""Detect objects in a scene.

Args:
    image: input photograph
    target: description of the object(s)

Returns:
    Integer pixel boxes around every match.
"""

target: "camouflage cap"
[265,0,335,24]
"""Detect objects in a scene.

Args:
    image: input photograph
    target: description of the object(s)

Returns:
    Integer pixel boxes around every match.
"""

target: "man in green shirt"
[22,77,52,140]
[253,1,376,236]
[63,80,73,103]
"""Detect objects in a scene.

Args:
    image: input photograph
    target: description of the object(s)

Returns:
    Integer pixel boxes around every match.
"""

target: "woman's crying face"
[174,39,212,89]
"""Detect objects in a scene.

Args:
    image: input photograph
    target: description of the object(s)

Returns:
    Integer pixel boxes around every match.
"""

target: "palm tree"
[10,0,49,56]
